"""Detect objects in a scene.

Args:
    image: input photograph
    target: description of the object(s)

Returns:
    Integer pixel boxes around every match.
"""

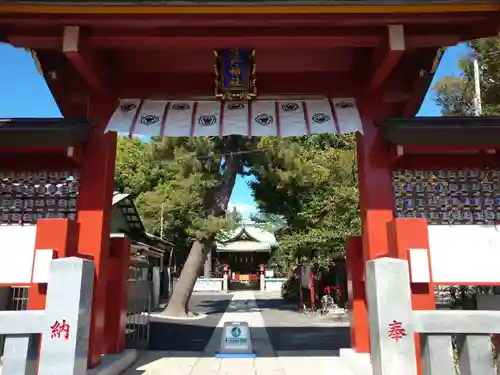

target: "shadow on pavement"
[149,293,232,351]
[147,295,350,356]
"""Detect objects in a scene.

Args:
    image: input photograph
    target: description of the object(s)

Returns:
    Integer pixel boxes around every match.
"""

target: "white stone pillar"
[365,258,418,375]
[223,273,228,293]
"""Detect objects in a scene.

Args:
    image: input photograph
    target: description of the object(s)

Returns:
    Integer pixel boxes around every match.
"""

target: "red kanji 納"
[388,320,407,342]
[50,319,70,340]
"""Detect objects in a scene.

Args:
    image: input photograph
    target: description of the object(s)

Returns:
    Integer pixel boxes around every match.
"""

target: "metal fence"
[126,263,152,350]
[0,287,29,358]
[366,257,500,375]
[10,287,29,311]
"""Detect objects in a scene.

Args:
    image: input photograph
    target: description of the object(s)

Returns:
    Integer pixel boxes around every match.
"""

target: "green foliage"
[115,136,252,252]
[115,133,360,273]
[249,134,360,271]
[434,38,500,116]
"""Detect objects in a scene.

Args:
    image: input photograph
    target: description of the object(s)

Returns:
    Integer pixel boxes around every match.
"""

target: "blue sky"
[0,42,471,218]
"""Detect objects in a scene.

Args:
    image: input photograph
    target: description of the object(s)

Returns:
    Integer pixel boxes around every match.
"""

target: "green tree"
[115,137,154,196]
[114,134,359,315]
[434,38,500,116]
[249,134,360,273]
[118,136,255,317]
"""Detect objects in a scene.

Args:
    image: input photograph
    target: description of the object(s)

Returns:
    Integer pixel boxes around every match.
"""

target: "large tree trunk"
[163,240,207,317]
[162,153,241,317]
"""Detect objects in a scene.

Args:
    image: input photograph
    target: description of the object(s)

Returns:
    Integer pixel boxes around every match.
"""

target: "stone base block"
[339,348,373,375]
[87,350,139,375]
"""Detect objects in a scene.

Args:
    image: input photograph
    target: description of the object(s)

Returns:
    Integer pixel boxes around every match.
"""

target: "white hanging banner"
[331,98,363,134]
[278,101,308,137]
[105,98,363,137]
[307,99,338,134]
[164,101,195,137]
[132,100,167,137]
[250,101,278,137]
[193,102,221,137]
[106,99,141,134]
[223,102,249,136]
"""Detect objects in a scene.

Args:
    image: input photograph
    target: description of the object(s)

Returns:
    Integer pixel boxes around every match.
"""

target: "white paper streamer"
[223,102,249,136]
[307,99,337,134]
[105,99,141,134]
[250,101,277,137]
[331,98,363,134]
[163,101,195,137]
[193,101,221,137]
[132,100,167,137]
[105,98,363,137]
[278,101,307,137]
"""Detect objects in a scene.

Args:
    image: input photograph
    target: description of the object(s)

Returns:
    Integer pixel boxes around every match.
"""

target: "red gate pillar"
[353,104,395,354]
[76,99,118,368]
[104,237,131,354]
[356,107,394,262]
[346,236,369,353]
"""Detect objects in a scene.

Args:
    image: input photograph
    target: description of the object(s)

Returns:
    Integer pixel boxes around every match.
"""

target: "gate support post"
[365,257,417,375]
[354,104,395,354]
[356,107,394,262]
[104,236,131,354]
[76,98,117,368]
[346,236,369,353]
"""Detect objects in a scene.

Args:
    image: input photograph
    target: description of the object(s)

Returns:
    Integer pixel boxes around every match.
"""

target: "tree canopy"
[114,133,360,313]
[434,38,500,116]
[116,135,256,316]
[249,134,359,271]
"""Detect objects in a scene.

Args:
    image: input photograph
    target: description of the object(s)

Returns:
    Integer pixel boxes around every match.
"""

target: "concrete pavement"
[122,291,355,375]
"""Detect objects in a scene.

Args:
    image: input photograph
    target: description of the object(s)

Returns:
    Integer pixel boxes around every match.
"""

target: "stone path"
[122,291,355,375]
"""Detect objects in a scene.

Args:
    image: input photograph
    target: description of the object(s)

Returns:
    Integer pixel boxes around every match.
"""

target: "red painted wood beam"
[9,32,462,51]
[362,24,405,96]
[0,12,493,28]
[62,26,109,98]
[35,50,88,118]
[110,71,365,98]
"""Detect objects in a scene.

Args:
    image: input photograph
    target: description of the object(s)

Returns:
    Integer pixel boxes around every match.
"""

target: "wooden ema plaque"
[392,169,500,225]
[0,170,80,225]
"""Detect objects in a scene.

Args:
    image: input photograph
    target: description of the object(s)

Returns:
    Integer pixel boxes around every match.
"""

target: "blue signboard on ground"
[216,321,254,358]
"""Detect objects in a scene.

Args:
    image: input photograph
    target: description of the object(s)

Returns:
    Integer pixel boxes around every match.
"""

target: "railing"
[0,257,94,375]
[366,258,500,375]
[126,264,151,349]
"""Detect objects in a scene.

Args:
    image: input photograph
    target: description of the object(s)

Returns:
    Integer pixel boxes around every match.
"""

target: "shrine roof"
[111,192,173,253]
[0,118,91,147]
[379,117,500,147]
[216,225,277,252]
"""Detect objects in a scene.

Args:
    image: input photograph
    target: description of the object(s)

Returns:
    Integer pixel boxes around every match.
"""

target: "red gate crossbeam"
[62,26,111,99]
[10,30,461,51]
[361,24,405,98]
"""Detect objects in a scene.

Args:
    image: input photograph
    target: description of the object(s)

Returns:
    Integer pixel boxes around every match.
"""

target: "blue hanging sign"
[215,48,256,100]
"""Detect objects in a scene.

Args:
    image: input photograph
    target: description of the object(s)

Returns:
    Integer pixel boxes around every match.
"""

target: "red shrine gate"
[0,1,500,372]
